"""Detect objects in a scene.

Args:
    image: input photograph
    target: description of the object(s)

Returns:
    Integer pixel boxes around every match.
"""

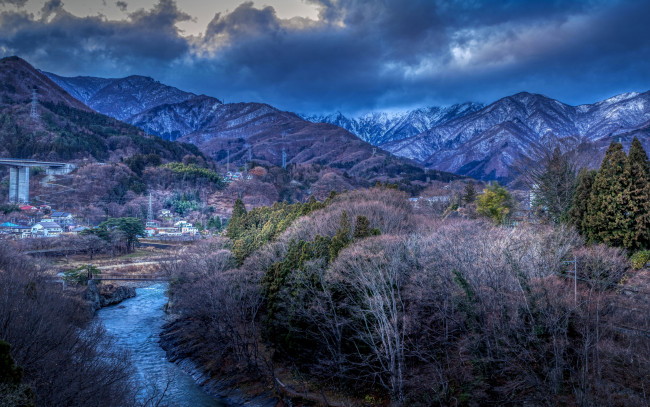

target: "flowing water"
[97,283,227,407]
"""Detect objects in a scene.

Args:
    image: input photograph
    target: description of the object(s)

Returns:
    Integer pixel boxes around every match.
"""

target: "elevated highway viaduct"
[0,158,75,203]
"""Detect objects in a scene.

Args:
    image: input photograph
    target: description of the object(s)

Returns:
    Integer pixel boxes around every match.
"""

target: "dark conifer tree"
[568,168,596,235]
[463,180,477,204]
[226,198,247,239]
[354,215,371,239]
[622,137,650,250]
[329,211,351,260]
[529,147,577,223]
[585,142,628,246]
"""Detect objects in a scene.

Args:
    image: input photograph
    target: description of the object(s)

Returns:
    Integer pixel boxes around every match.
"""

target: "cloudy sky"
[1,0,649,114]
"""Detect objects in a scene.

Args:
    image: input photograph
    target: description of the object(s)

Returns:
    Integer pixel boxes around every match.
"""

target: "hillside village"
[0,179,238,241]
[0,204,210,240]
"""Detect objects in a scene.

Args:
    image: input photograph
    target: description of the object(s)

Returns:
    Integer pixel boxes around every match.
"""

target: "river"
[97,283,228,407]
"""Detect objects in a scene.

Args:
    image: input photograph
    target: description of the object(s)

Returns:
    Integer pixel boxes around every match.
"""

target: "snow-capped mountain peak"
[302,102,484,145]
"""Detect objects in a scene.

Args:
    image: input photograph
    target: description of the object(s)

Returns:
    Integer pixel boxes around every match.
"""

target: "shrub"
[63,265,101,285]
[573,244,629,287]
[476,182,515,223]
[630,250,650,270]
[163,162,224,187]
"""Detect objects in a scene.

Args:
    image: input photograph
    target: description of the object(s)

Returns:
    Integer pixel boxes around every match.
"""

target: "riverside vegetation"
[2,140,650,406]
[163,184,649,406]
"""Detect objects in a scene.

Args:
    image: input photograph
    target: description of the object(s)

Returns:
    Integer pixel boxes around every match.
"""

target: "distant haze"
[1,0,650,114]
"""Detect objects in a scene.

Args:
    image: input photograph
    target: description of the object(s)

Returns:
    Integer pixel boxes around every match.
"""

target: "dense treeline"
[226,195,330,264]
[0,246,139,406]
[532,138,650,254]
[165,187,649,405]
[0,102,202,162]
[162,162,225,187]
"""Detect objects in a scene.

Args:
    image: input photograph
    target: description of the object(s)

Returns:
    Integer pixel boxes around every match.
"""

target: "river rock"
[83,281,136,313]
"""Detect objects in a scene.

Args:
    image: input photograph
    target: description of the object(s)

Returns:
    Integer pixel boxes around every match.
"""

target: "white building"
[31,221,63,237]
[174,220,198,235]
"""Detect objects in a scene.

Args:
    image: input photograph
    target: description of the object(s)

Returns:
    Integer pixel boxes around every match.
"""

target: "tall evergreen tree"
[568,168,596,235]
[354,215,371,239]
[585,142,628,246]
[463,181,477,204]
[329,211,351,260]
[226,198,247,239]
[622,137,650,250]
[529,147,577,223]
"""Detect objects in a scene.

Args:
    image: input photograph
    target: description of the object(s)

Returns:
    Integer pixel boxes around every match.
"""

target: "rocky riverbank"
[83,281,137,313]
[159,319,278,407]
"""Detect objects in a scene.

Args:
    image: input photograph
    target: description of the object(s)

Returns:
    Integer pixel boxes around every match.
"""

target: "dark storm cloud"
[0,0,191,76]
[116,1,128,12]
[0,0,27,7]
[1,0,649,113]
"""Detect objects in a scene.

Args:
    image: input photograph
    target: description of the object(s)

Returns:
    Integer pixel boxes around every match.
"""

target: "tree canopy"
[477,182,515,224]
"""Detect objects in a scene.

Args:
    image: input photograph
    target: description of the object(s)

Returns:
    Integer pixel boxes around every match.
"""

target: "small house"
[157,209,172,218]
[146,220,161,228]
[19,205,37,212]
[51,211,75,225]
[31,221,63,237]
[11,225,32,239]
[181,224,198,235]
[70,226,89,235]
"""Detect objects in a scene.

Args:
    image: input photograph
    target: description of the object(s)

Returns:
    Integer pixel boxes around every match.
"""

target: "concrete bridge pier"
[0,159,74,204]
[8,166,29,203]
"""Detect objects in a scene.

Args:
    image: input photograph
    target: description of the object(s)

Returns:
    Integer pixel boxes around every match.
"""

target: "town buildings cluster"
[0,205,206,240]
[143,209,199,237]
[0,205,86,239]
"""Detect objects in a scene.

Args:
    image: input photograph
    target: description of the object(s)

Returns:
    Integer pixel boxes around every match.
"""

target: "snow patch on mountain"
[302,102,484,145]
[383,91,650,181]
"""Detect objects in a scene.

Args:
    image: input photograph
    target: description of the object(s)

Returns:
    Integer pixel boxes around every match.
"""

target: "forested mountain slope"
[0,56,203,162]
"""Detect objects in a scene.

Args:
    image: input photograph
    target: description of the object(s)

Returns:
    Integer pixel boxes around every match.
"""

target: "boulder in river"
[83,281,136,313]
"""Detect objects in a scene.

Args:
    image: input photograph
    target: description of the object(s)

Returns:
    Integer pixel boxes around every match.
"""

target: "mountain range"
[46,72,197,122]
[382,91,650,180]
[42,63,650,182]
[44,68,449,183]
[0,56,200,163]
[302,102,484,145]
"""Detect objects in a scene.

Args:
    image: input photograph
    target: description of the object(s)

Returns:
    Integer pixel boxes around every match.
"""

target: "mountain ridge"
[0,56,203,163]
[383,91,650,180]
[44,66,650,182]
[45,68,456,184]
[302,102,484,145]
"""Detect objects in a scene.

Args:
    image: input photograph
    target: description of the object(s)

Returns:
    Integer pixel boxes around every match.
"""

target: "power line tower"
[147,193,153,222]
[282,147,287,170]
[31,88,38,119]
